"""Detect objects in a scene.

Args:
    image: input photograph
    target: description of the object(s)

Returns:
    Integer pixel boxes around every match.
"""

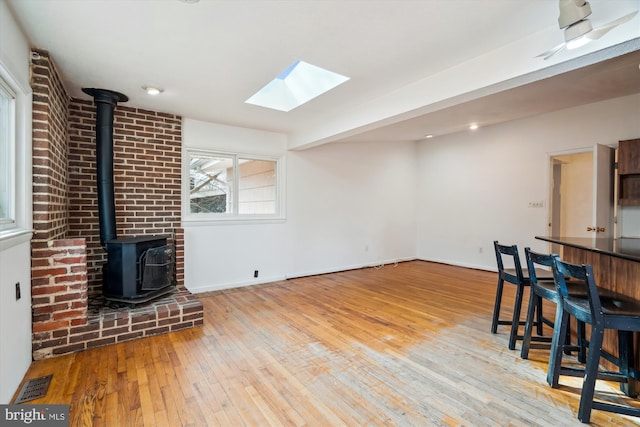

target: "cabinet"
[618,139,640,206]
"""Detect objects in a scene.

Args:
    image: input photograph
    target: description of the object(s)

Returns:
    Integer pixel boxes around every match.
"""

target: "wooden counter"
[536,236,640,376]
[536,236,640,298]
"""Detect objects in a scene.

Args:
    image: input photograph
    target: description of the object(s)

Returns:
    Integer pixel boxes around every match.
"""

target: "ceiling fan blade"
[536,42,566,60]
[587,10,638,40]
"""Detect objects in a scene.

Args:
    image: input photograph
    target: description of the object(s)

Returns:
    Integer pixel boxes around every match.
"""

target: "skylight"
[246,60,350,112]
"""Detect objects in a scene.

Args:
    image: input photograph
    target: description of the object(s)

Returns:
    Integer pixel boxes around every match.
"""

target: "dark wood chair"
[520,248,586,361]
[547,258,640,423]
[491,241,552,350]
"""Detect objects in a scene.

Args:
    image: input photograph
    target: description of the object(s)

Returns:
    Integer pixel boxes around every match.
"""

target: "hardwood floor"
[15,261,640,426]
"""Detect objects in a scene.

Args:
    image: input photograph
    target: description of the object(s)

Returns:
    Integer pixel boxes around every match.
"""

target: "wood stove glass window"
[187,150,281,219]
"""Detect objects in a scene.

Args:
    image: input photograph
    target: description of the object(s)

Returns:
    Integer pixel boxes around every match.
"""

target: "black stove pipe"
[82,88,128,247]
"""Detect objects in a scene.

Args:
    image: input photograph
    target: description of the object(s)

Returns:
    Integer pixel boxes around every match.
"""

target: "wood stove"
[83,88,177,306]
[104,235,175,306]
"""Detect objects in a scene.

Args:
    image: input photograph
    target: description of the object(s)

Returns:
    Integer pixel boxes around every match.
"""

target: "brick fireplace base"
[50,290,204,360]
[31,238,203,360]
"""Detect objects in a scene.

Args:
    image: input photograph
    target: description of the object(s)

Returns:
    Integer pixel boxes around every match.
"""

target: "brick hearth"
[31,238,203,360]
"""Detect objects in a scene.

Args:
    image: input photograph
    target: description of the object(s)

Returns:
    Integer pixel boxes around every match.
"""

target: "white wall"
[183,119,418,292]
[416,94,640,270]
[0,241,32,403]
[0,0,33,404]
[183,119,289,291]
[185,94,639,290]
[285,141,418,278]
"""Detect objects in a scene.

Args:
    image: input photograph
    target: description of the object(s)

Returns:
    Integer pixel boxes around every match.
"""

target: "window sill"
[182,216,286,226]
[0,228,33,251]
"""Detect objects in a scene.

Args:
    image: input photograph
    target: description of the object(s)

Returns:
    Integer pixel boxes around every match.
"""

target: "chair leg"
[547,305,569,388]
[577,325,605,424]
[520,287,537,359]
[509,282,525,350]
[491,277,504,334]
[563,317,572,355]
[577,320,586,363]
[618,330,637,398]
[535,295,544,336]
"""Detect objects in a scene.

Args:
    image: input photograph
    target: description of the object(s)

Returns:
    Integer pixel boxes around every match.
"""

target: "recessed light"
[142,86,163,96]
[424,134,433,139]
[469,124,479,130]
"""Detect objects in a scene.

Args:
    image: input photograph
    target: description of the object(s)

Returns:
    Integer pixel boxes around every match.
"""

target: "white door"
[593,144,615,238]
[548,144,614,239]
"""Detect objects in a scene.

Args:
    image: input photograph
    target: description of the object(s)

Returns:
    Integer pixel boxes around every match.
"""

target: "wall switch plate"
[15,282,21,300]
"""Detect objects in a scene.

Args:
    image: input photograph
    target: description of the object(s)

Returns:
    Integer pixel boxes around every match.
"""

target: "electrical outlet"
[15,282,21,300]
[254,270,259,278]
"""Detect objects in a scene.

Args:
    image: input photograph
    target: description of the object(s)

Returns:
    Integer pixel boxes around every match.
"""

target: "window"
[186,149,283,221]
[189,153,234,214]
[0,59,31,247]
[0,78,15,230]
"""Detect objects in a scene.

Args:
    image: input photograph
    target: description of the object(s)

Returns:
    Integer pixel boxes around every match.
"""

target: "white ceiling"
[6,0,640,149]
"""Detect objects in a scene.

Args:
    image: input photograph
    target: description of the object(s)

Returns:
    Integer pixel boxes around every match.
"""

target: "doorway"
[548,145,615,245]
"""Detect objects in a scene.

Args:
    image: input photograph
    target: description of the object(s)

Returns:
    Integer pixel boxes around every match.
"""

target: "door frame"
[547,144,616,246]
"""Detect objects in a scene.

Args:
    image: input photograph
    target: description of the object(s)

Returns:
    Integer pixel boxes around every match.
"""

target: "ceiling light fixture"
[143,86,163,96]
[469,124,479,130]
[564,17,593,49]
[538,1,638,60]
[559,0,593,49]
[424,134,433,139]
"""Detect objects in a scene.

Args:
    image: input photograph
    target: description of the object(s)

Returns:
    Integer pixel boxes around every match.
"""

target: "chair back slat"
[494,240,524,285]
[552,258,603,319]
[524,247,558,286]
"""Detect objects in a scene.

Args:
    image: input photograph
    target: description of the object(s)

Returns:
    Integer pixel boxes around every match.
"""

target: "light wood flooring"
[14,261,640,426]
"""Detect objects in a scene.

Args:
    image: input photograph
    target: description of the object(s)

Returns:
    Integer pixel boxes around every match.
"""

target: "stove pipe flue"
[82,88,128,247]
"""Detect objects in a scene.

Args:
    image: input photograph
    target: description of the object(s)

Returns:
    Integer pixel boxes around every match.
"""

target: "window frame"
[0,60,32,248]
[183,148,286,224]
[0,77,16,229]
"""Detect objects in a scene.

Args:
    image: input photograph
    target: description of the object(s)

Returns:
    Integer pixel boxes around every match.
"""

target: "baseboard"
[286,257,416,280]
[417,256,497,273]
[188,257,418,293]
[187,274,287,294]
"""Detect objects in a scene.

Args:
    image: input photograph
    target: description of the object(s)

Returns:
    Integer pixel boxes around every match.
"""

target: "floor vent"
[14,375,52,403]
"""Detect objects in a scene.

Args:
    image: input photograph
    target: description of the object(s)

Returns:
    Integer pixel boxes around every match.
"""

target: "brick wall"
[29,49,202,359]
[174,227,185,287]
[31,239,88,359]
[67,100,183,295]
[31,49,70,244]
